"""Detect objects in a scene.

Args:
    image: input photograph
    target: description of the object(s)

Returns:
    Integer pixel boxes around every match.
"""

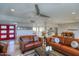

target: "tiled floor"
[7,40,15,55]
[14,44,38,56]
[7,40,37,56]
[6,40,64,56]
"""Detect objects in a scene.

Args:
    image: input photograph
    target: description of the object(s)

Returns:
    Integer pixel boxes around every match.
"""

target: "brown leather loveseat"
[19,35,43,53]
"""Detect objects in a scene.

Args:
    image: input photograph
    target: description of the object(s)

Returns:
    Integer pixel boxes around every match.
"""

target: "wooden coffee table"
[35,46,64,56]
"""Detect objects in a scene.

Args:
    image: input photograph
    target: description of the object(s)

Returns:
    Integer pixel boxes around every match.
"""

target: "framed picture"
[1,35,7,38]
[9,35,14,37]
[9,30,14,33]
[9,26,14,29]
[1,30,7,33]
[0,24,15,40]
[1,26,7,29]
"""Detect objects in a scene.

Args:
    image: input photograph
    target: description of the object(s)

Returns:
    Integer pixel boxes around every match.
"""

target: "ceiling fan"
[34,4,50,18]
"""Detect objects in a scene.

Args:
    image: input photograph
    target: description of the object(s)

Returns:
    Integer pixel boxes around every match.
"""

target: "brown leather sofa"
[52,36,79,49]
[19,35,43,53]
[46,37,79,56]
[0,42,8,55]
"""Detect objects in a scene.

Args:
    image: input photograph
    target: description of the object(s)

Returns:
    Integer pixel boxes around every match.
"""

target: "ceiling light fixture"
[72,11,76,15]
[10,9,15,12]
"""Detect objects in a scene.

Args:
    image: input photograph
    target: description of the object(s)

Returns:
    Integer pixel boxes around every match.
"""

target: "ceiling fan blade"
[35,4,40,15]
[30,20,35,23]
[40,14,49,18]
[34,4,50,18]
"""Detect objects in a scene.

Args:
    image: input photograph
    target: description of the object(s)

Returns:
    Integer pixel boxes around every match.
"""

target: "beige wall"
[58,22,79,38]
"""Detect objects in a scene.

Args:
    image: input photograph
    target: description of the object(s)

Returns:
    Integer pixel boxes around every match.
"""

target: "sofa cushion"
[22,38,33,43]
[34,42,41,47]
[34,36,39,42]
[52,37,60,43]
[34,42,41,45]
[71,41,79,48]
[25,43,34,48]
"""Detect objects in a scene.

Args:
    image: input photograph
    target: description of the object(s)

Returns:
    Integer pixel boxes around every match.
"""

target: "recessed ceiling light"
[10,9,15,12]
[72,11,76,14]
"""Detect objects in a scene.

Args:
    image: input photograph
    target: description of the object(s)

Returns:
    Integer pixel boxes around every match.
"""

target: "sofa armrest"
[0,44,8,53]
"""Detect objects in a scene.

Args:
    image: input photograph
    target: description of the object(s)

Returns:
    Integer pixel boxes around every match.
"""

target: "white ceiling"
[0,3,79,27]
